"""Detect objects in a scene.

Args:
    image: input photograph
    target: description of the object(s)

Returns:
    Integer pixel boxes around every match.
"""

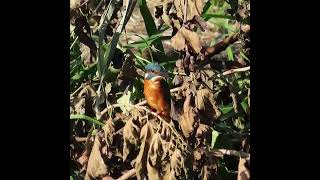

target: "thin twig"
[70,36,79,50]
[75,137,87,142]
[116,168,136,180]
[221,66,250,76]
[212,149,250,158]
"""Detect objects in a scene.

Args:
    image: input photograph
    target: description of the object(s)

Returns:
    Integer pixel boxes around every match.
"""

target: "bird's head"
[144,63,169,82]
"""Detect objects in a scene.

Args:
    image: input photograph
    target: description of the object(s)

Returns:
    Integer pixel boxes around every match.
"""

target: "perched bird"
[143,63,172,121]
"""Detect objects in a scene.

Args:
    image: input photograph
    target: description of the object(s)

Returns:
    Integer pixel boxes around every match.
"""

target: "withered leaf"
[70,0,82,10]
[180,27,202,53]
[195,88,209,110]
[195,124,210,138]
[171,30,186,52]
[135,122,154,180]
[172,74,183,85]
[75,16,97,66]
[85,134,108,180]
[200,152,218,180]
[103,119,115,147]
[123,117,140,161]
[237,157,250,180]
[171,27,202,53]
[170,149,185,179]
[195,88,221,122]
[179,93,197,138]
[147,133,163,180]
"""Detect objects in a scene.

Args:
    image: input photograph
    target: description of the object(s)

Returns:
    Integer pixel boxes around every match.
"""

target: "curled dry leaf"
[200,151,218,180]
[85,134,108,180]
[147,133,163,180]
[123,117,140,161]
[171,30,186,52]
[103,119,115,147]
[179,93,197,138]
[171,27,202,53]
[70,0,83,10]
[75,16,97,66]
[192,148,204,171]
[135,122,154,180]
[170,148,185,179]
[195,88,221,122]
[195,124,211,138]
[238,156,250,180]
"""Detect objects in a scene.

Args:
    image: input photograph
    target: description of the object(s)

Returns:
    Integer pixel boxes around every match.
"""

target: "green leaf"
[138,0,165,62]
[70,114,104,126]
[70,176,74,180]
[226,46,234,61]
[211,129,219,148]
[202,13,234,21]
[116,90,133,114]
[233,117,245,130]
[241,97,249,113]
[219,104,234,114]
[240,50,250,61]
[219,110,236,121]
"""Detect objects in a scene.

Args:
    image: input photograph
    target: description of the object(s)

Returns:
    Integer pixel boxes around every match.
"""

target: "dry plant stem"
[116,168,136,180]
[230,92,238,113]
[213,149,250,158]
[75,137,87,142]
[204,26,250,57]
[222,66,250,76]
[183,0,188,23]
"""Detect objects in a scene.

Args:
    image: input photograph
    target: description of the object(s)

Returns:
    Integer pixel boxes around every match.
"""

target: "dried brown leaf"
[85,134,108,180]
[180,27,202,53]
[195,88,221,122]
[147,133,163,180]
[237,157,250,180]
[192,148,204,171]
[118,54,138,80]
[70,0,82,10]
[195,124,210,138]
[123,118,140,161]
[78,150,89,166]
[179,93,196,138]
[103,119,115,147]
[171,27,202,53]
[171,30,186,52]
[80,43,95,66]
[135,122,154,180]
[170,149,185,179]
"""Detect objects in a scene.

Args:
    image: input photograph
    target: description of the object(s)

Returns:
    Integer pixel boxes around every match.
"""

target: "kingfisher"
[143,63,172,122]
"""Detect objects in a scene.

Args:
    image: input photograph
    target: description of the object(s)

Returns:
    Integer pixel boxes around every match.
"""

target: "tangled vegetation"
[70,0,250,179]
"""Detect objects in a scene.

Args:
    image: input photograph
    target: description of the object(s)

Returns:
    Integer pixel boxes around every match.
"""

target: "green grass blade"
[202,14,234,21]
[70,114,104,126]
[226,46,234,61]
[138,0,165,62]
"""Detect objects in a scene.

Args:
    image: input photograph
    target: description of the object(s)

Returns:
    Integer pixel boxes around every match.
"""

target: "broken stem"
[116,168,136,180]
[212,149,250,158]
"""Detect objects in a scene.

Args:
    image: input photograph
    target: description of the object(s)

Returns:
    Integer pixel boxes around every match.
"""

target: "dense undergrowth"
[70,0,250,179]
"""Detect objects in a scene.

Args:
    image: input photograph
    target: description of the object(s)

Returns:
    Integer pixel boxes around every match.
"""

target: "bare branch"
[116,168,136,180]
[222,66,250,76]
[212,149,250,158]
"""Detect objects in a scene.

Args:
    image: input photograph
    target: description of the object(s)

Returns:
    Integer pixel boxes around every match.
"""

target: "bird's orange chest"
[144,79,162,109]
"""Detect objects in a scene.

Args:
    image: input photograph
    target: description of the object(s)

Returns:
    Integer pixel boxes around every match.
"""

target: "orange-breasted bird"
[143,63,172,121]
